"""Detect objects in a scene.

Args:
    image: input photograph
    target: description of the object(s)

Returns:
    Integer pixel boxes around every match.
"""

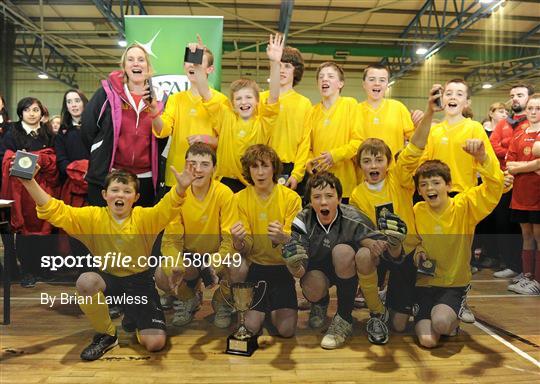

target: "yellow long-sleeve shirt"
[235,184,301,265]
[260,89,312,182]
[204,95,280,185]
[307,96,363,198]
[153,89,228,187]
[350,143,423,254]
[36,188,185,276]
[357,99,415,156]
[414,156,504,287]
[421,118,498,193]
[161,180,237,274]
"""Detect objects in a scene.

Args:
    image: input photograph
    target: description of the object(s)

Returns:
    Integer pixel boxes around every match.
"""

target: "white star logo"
[136,30,161,58]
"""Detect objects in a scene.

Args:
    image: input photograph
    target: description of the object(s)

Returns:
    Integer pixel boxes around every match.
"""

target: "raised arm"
[410,84,443,149]
[266,33,284,104]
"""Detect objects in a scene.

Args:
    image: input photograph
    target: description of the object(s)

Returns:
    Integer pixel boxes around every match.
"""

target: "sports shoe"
[160,295,175,310]
[459,305,475,323]
[511,273,524,284]
[320,314,353,349]
[171,293,202,327]
[20,274,36,288]
[80,333,118,361]
[212,295,233,329]
[366,309,389,345]
[471,266,479,274]
[508,277,540,295]
[308,302,328,329]
[493,268,519,279]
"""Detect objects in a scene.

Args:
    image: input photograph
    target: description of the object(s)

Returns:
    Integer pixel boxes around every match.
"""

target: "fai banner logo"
[151,74,190,101]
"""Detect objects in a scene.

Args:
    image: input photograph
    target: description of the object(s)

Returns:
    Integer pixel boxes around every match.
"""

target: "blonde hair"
[119,43,154,82]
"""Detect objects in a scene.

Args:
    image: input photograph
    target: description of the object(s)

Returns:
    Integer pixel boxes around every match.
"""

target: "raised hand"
[171,163,196,195]
[231,221,247,251]
[462,139,486,163]
[266,33,284,63]
[428,84,444,112]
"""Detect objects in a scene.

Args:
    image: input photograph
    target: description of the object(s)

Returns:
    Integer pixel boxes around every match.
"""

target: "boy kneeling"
[412,141,504,347]
[18,165,194,360]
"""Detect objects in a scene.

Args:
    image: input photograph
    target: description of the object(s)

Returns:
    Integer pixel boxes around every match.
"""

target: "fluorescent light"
[388,80,395,87]
[482,83,493,89]
[38,72,49,79]
[479,0,494,4]
[118,38,127,48]
[416,47,428,55]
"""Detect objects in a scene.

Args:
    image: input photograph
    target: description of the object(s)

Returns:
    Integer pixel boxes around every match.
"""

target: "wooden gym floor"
[1,269,539,384]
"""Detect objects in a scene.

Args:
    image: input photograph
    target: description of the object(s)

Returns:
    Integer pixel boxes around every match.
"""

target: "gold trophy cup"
[220,281,267,356]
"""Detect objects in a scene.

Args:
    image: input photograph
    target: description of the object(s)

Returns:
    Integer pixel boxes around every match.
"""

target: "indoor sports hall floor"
[1,269,539,384]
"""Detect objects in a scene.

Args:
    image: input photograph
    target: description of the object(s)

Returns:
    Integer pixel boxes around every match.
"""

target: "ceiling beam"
[466,23,540,92]
[278,0,294,40]
[91,0,147,37]
[381,0,505,81]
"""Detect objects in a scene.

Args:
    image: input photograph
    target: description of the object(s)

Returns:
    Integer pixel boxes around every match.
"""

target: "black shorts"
[246,263,297,312]
[305,255,339,287]
[413,285,469,323]
[383,251,417,315]
[510,209,540,224]
[99,269,166,331]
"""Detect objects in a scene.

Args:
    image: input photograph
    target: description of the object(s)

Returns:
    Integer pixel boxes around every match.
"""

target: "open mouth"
[114,200,125,208]
[372,88,381,94]
[239,105,252,112]
[188,69,195,75]
[369,171,380,179]
[427,193,438,201]
[321,84,330,91]
[132,69,143,74]
[447,102,458,108]
[320,209,330,216]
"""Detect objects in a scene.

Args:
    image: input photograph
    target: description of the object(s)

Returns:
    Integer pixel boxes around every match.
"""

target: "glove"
[378,211,407,247]
[282,241,308,269]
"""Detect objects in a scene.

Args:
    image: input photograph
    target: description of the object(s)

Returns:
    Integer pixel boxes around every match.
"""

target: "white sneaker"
[320,314,353,349]
[171,293,202,327]
[493,269,519,279]
[508,278,540,295]
[511,273,524,284]
[459,306,475,323]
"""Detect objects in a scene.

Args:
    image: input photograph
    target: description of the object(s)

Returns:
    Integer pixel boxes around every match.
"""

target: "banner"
[125,15,224,99]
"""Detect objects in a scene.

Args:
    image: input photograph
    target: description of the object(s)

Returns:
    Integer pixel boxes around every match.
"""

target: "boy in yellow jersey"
[152,42,227,190]
[260,46,312,194]
[284,172,406,348]
[412,141,504,348]
[230,144,302,337]
[420,79,498,194]
[16,166,195,361]
[357,64,422,156]
[191,34,283,192]
[350,85,438,334]
[154,143,237,328]
[306,61,363,201]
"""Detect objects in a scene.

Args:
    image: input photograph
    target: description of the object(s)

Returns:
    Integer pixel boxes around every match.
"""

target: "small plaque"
[184,47,204,64]
[375,203,394,227]
[278,174,289,185]
[228,339,248,353]
[417,258,436,276]
[10,150,38,180]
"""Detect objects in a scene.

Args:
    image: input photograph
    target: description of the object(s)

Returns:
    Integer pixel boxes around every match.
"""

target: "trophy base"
[225,334,259,356]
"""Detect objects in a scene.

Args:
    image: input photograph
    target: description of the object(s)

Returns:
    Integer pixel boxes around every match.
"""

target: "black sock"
[336,275,358,323]
[186,277,200,290]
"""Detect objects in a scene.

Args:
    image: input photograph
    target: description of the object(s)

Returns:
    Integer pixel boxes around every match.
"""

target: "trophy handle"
[219,280,235,309]
[249,281,267,311]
